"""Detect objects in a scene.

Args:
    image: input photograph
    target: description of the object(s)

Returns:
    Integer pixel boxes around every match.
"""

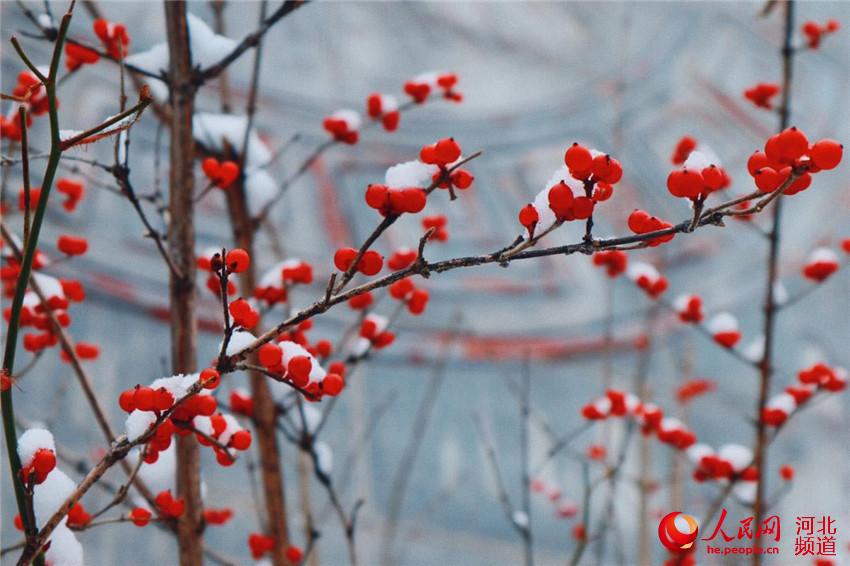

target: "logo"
[659,511,699,553]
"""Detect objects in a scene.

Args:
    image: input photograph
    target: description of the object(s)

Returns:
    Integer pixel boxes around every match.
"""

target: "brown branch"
[752,2,795,562]
[194,0,308,85]
[164,3,204,564]
[224,181,797,368]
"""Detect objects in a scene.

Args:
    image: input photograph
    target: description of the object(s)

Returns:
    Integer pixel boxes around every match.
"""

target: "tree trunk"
[164,3,203,565]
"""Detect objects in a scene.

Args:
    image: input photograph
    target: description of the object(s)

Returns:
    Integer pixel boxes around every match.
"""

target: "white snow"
[33,468,75,524]
[772,281,788,306]
[328,109,361,131]
[384,160,437,189]
[717,444,752,472]
[126,14,236,101]
[193,113,272,170]
[136,444,176,495]
[222,329,256,356]
[217,414,243,446]
[125,410,157,442]
[245,169,278,216]
[44,525,84,566]
[32,272,64,300]
[627,261,660,282]
[743,335,765,362]
[766,393,797,413]
[683,148,720,170]
[18,428,55,466]
[314,441,333,475]
[512,510,529,529]
[686,443,714,464]
[808,246,839,264]
[708,312,738,333]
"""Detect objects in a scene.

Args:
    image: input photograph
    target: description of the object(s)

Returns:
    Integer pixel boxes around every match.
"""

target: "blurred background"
[2,1,850,564]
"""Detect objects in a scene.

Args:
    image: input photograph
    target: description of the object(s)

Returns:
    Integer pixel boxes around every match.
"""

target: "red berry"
[628,209,651,233]
[776,127,809,161]
[400,188,426,213]
[808,139,843,170]
[747,151,770,176]
[753,167,782,193]
[547,182,574,219]
[285,546,304,563]
[433,138,462,164]
[119,389,136,412]
[57,235,88,256]
[229,430,252,451]
[334,247,358,271]
[450,169,474,189]
[200,368,221,390]
[225,249,250,273]
[518,204,539,232]
[358,250,383,276]
[130,507,152,527]
[288,356,312,386]
[322,373,344,396]
[258,343,282,369]
[229,298,252,320]
[365,184,389,210]
[134,387,156,411]
[564,143,593,173]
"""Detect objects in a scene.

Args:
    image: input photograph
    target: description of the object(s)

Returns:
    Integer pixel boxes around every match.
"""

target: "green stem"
[2,8,72,565]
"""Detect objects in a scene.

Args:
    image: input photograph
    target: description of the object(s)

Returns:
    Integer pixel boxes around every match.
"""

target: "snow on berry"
[762,392,797,427]
[367,92,400,131]
[323,109,361,144]
[802,247,840,282]
[257,339,343,398]
[627,261,668,299]
[666,149,730,200]
[253,258,312,303]
[352,313,395,356]
[403,71,462,104]
[708,312,742,348]
[674,293,704,323]
[18,428,57,484]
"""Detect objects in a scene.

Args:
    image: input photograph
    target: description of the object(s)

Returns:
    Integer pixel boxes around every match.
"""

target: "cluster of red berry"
[748,128,842,194]
[802,19,840,49]
[202,158,240,189]
[743,82,781,110]
[762,362,846,426]
[581,389,697,450]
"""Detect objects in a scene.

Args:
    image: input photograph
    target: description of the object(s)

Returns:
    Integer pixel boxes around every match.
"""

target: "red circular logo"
[658,511,699,553]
